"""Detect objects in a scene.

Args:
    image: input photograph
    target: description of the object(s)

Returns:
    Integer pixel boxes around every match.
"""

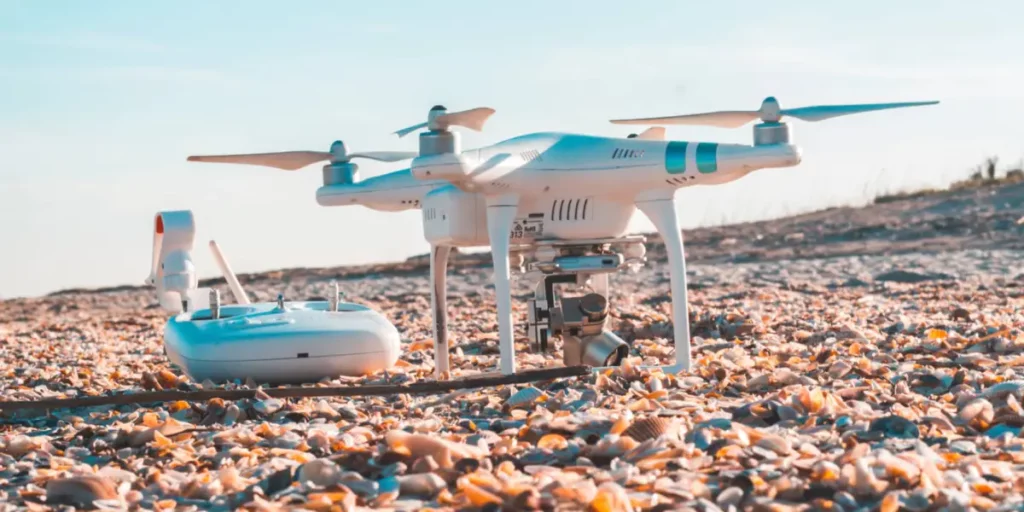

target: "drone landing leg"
[486,195,520,375]
[637,195,692,373]
[430,244,452,379]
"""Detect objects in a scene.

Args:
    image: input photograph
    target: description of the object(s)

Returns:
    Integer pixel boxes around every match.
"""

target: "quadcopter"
[188,97,938,378]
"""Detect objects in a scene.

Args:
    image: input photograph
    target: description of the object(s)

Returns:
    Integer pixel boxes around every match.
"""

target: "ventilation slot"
[551,198,590,221]
[612,148,646,159]
[520,149,542,162]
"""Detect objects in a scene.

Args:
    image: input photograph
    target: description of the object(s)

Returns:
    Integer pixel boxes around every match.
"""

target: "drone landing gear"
[637,194,692,373]
[430,244,452,378]
[485,196,520,375]
[429,194,693,379]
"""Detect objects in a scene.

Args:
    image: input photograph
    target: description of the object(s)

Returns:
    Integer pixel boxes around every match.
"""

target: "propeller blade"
[611,110,760,128]
[348,151,418,162]
[394,122,429,138]
[634,127,666,140]
[187,151,331,171]
[436,107,496,132]
[780,100,940,122]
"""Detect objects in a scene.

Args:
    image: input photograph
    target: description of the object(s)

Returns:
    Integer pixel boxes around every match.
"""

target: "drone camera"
[524,239,644,368]
[553,292,629,367]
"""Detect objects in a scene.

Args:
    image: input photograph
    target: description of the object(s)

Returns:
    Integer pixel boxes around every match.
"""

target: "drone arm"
[486,195,520,375]
[636,192,692,373]
[430,244,452,378]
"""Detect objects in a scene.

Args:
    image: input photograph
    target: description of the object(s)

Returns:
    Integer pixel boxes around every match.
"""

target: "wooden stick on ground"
[0,365,592,415]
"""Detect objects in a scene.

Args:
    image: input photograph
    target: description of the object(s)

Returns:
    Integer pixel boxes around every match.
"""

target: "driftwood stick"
[0,365,591,414]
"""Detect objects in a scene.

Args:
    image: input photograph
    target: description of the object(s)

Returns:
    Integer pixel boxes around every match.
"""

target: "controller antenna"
[329,282,341,312]
[210,289,221,319]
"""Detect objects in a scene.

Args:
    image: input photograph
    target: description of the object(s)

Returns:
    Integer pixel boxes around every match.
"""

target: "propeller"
[394,105,496,138]
[187,141,417,171]
[610,97,939,128]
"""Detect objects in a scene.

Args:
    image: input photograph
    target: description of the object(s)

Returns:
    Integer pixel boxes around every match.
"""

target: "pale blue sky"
[1,1,1022,298]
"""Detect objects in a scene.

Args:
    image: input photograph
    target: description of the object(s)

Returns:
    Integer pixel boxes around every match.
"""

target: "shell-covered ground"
[2,183,1024,511]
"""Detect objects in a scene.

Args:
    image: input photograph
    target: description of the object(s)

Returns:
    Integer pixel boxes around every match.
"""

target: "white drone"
[189,97,938,378]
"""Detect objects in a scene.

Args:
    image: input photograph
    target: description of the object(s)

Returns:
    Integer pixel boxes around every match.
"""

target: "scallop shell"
[621,417,676,442]
[506,386,546,409]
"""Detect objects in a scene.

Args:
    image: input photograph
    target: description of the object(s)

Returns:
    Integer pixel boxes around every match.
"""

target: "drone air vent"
[611,148,645,159]
[550,198,591,221]
[520,149,542,162]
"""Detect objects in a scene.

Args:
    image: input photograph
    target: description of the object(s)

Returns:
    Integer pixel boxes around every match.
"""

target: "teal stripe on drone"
[696,143,718,173]
[665,141,688,174]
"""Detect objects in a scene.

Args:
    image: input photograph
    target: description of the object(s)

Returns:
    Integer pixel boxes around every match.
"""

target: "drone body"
[315,131,800,246]
[189,98,938,378]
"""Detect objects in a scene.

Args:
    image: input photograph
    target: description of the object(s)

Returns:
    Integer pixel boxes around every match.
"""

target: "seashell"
[880,492,900,512]
[621,417,676,442]
[397,473,447,498]
[811,461,841,481]
[754,434,791,455]
[956,398,994,426]
[589,482,633,512]
[298,458,342,487]
[97,467,137,485]
[984,424,1020,438]
[385,430,485,469]
[833,491,858,510]
[591,435,640,460]
[868,415,920,439]
[949,440,977,455]
[337,405,361,421]
[46,476,120,509]
[878,452,920,481]
[512,489,542,511]
[847,458,886,496]
[609,415,632,435]
[372,476,397,505]
[254,398,284,416]
[221,403,241,427]
[798,388,825,413]
[157,369,179,389]
[411,455,440,474]
[537,433,568,451]
[461,480,503,507]
[919,415,954,432]
[979,381,1024,400]
[2,435,46,457]
[506,386,546,409]
[308,489,357,509]
[141,372,162,390]
[716,486,745,508]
